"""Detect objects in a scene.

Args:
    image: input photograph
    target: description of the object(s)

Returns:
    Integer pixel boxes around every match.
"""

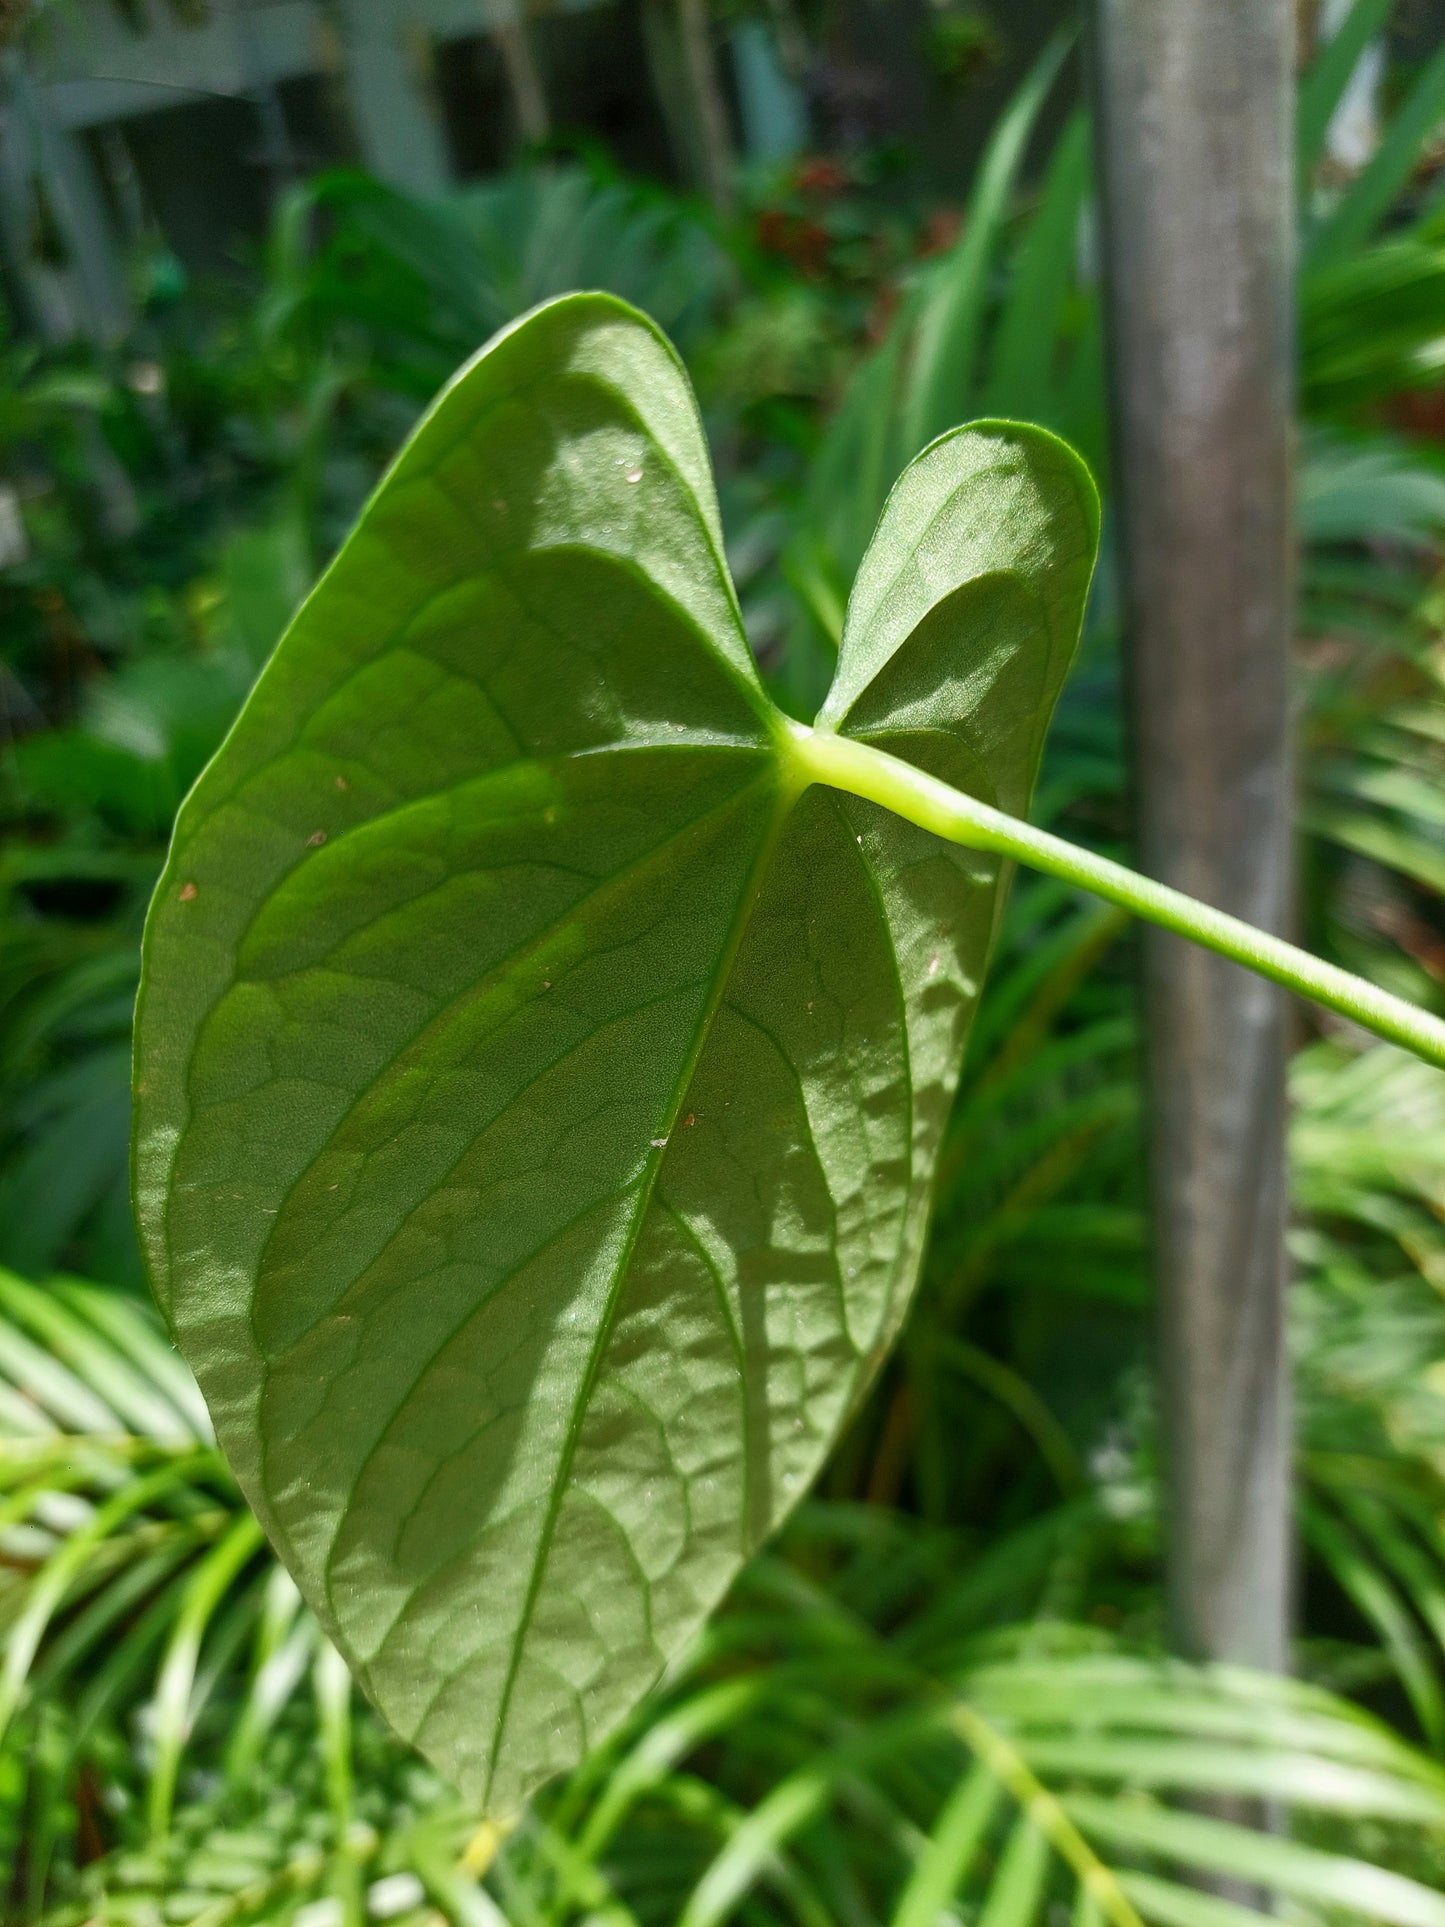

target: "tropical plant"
[128,291,1095,1814]
[7,12,1445,1917]
[129,286,1445,1830]
[265,162,730,406]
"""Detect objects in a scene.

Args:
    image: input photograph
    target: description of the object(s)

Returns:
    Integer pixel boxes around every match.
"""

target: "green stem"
[786,722,1445,1072]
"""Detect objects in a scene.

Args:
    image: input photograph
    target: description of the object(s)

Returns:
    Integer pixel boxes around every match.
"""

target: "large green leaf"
[132,292,1097,1814]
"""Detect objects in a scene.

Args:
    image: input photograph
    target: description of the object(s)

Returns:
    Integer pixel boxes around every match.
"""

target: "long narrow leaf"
[1298,0,1395,177]
[903,35,1070,455]
[146,1511,266,1839]
[1310,38,1445,266]
[891,1764,1002,1927]
[986,112,1093,424]
[1067,1794,1445,1926]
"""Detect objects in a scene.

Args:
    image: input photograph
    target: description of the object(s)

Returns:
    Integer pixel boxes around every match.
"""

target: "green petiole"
[786,720,1445,1072]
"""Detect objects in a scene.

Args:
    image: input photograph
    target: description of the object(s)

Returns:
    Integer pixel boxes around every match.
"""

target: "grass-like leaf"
[6,1278,1445,1921]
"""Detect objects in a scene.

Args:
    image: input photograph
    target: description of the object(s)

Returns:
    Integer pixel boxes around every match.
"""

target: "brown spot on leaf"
[178,882,198,902]
[307,830,327,848]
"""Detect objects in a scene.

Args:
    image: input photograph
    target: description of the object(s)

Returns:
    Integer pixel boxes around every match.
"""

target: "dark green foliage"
[9,1171,1445,1923]
[269,164,729,400]
[6,8,1445,1913]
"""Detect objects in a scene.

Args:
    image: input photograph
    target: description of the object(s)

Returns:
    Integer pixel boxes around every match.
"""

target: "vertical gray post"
[1092,2,1295,1673]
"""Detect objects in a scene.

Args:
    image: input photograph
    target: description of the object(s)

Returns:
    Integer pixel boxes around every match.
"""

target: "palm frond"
[6,1271,1445,1923]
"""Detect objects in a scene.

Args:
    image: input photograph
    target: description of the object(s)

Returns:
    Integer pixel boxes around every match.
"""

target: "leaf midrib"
[480,772,801,1806]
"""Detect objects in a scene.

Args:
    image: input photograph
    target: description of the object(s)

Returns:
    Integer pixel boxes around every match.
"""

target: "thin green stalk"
[785,723,1445,1071]
[948,1701,1146,1927]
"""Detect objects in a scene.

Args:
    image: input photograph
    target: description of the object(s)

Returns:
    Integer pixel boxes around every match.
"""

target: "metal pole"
[1092,0,1295,1673]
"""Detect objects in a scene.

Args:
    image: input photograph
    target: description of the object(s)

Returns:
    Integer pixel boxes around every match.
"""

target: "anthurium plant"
[132,293,1445,1819]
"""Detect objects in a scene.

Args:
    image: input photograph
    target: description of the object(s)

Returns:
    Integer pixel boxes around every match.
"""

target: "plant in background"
[7,8,1445,1917]
[9,1198,1445,1924]
[266,163,730,408]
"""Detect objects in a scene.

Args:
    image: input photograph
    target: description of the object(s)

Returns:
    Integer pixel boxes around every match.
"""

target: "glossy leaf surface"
[133,293,1097,1814]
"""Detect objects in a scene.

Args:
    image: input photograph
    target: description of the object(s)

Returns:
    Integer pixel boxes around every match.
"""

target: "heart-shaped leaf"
[133,293,1098,1815]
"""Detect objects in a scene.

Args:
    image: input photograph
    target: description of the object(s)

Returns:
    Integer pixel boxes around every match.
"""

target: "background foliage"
[6,4,1445,1919]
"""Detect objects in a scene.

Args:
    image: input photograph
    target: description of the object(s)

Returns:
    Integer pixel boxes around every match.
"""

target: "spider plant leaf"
[1115,1870,1282,1927]
[0,1270,188,1442]
[132,291,1098,1814]
[53,1275,214,1439]
[900,33,1069,458]
[0,1453,213,1739]
[1303,1499,1445,1754]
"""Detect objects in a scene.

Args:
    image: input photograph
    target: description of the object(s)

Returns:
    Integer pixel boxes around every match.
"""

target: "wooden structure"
[0,0,802,339]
